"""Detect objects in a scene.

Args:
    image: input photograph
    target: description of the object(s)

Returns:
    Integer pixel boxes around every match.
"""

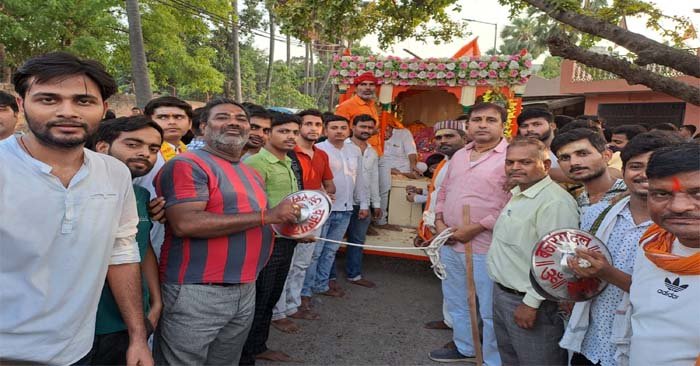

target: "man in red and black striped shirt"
[153,98,299,365]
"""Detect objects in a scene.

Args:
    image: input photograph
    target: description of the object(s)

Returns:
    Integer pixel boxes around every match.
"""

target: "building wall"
[584,92,699,129]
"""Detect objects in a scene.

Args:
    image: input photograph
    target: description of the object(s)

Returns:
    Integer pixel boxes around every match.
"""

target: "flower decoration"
[331,52,533,87]
[481,88,518,139]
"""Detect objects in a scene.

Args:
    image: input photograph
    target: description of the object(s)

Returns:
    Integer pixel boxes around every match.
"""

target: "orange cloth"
[160,141,187,161]
[417,159,448,241]
[335,94,383,155]
[640,224,700,275]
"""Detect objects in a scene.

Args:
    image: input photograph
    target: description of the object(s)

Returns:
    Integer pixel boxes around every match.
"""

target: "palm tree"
[498,16,551,57]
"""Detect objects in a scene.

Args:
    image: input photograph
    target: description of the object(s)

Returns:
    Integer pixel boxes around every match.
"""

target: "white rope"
[307,228,454,280]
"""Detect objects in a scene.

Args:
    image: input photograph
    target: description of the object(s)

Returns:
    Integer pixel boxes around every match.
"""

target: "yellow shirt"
[487,176,580,308]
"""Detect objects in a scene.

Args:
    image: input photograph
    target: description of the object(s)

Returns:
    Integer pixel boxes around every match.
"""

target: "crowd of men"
[0,52,698,366]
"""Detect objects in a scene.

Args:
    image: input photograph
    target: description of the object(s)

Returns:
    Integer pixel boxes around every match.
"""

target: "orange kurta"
[335,94,384,155]
[417,158,448,241]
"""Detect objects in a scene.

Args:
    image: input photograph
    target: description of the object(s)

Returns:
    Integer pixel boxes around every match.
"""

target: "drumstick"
[463,205,483,366]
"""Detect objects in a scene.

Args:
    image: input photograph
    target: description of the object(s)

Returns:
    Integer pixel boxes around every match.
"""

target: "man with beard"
[341,114,382,288]
[516,108,581,185]
[561,131,683,366]
[412,120,466,333]
[242,113,302,364]
[272,109,335,331]
[242,103,273,159]
[488,137,579,365]
[89,117,165,364]
[0,52,152,365]
[551,128,627,216]
[133,96,193,258]
[430,103,511,364]
[154,98,299,364]
[0,90,19,140]
[335,72,385,155]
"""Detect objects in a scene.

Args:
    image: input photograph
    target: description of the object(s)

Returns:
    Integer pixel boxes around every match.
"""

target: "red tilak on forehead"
[671,176,682,192]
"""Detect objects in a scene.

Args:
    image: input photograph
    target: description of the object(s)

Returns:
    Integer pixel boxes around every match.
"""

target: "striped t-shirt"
[156,150,274,284]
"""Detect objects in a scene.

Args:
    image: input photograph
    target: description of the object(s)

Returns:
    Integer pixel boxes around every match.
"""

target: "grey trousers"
[492,284,567,366]
[154,283,255,365]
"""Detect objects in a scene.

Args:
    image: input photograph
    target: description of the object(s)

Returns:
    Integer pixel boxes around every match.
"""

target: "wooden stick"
[463,205,483,366]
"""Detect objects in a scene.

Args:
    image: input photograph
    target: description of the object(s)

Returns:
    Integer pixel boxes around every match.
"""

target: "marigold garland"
[481,88,517,139]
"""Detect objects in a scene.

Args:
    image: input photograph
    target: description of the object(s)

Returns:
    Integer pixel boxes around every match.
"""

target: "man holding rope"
[431,102,511,364]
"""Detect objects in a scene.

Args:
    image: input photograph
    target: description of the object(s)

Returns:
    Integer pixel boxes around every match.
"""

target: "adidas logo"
[657,277,689,299]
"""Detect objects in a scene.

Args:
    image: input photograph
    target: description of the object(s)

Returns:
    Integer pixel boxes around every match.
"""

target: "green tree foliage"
[536,56,562,79]
[0,0,123,69]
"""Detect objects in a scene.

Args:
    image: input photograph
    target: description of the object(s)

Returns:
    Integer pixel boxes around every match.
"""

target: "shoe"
[424,320,451,330]
[428,348,476,363]
[348,278,376,288]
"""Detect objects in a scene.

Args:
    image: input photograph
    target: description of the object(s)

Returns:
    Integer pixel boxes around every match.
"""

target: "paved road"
[260,253,453,365]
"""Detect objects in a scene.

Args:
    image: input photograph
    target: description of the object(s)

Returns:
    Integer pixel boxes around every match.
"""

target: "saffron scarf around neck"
[639,224,700,276]
[161,141,187,161]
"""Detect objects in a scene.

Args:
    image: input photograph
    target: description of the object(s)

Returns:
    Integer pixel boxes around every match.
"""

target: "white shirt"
[579,202,652,366]
[132,149,168,258]
[0,137,140,365]
[629,239,700,366]
[316,140,368,211]
[427,158,449,214]
[346,138,380,209]
[382,128,417,173]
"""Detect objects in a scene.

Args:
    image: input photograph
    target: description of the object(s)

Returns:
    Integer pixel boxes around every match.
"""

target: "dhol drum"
[530,228,612,302]
[271,190,332,239]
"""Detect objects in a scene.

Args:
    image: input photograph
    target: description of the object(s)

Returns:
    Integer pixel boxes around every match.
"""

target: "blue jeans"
[441,246,501,366]
[301,211,352,296]
[345,205,371,280]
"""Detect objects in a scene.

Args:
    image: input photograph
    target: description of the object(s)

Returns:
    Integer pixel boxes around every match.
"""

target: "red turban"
[354,71,378,86]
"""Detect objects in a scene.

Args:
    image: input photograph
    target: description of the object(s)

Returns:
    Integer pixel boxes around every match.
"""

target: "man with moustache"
[551,128,627,215]
[242,112,303,364]
[624,143,700,365]
[487,137,579,365]
[561,131,684,366]
[608,124,647,152]
[133,96,193,258]
[272,109,336,331]
[335,72,383,155]
[0,52,152,365]
[341,114,382,288]
[516,108,571,183]
[411,120,467,332]
[242,103,274,159]
[303,114,368,299]
[89,117,165,364]
[154,98,299,364]
[430,102,511,364]
[0,90,19,140]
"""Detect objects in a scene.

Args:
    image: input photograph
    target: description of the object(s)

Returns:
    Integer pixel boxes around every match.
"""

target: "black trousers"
[240,238,297,365]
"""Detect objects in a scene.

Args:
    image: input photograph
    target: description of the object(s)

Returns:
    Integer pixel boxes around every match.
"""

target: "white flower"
[469,61,479,69]
[508,60,520,70]
[348,62,356,69]
[339,70,349,76]
[436,71,446,79]
[479,70,489,78]
[418,71,427,78]
[445,63,456,70]
[366,62,376,69]
[490,61,500,70]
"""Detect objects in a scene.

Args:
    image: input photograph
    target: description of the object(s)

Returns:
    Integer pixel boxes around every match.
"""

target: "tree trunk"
[304,43,310,95]
[286,34,291,68]
[548,34,700,106]
[265,8,275,106]
[523,0,700,78]
[125,0,152,107]
[310,42,316,96]
[231,0,242,102]
[0,43,10,84]
[316,50,333,104]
